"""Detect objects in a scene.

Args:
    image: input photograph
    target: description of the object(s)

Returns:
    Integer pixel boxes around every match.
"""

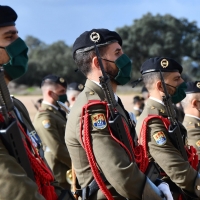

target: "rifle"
[159,70,188,161]
[94,45,166,200]
[31,99,39,111]
[0,68,35,181]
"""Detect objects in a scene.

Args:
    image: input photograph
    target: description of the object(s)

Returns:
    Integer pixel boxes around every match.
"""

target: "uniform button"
[89,91,94,95]
[197,185,200,190]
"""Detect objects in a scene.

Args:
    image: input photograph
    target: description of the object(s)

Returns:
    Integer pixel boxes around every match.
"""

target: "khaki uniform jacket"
[183,115,200,160]
[33,103,71,189]
[136,98,198,199]
[0,97,45,200]
[65,79,146,200]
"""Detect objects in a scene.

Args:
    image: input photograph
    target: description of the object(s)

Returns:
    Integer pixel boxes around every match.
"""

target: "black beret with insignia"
[185,81,200,94]
[67,82,84,92]
[140,57,183,75]
[41,74,67,88]
[0,6,17,27]
[72,28,122,59]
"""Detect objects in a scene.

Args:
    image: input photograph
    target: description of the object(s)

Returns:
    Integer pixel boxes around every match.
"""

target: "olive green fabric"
[33,103,71,189]
[65,79,146,200]
[0,97,45,200]
[136,98,199,199]
[183,115,200,160]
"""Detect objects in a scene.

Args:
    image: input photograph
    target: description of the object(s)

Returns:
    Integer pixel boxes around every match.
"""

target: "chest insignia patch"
[91,113,107,130]
[153,131,167,145]
[42,119,51,129]
[196,140,200,149]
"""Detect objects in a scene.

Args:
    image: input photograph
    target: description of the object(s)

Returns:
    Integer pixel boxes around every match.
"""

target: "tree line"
[15,13,200,86]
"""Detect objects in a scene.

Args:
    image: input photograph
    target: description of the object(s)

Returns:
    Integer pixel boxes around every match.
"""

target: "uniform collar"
[91,79,118,102]
[149,96,165,106]
[185,114,200,121]
[42,101,58,110]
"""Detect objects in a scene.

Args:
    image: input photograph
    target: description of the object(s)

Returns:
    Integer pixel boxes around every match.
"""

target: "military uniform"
[136,98,198,199]
[0,96,45,200]
[33,102,71,189]
[136,57,200,199]
[182,81,200,161]
[183,115,200,159]
[66,79,147,200]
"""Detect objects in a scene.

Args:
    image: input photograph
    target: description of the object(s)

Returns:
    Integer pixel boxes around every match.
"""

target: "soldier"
[65,29,172,200]
[66,82,84,107]
[0,5,72,200]
[136,57,200,199]
[182,81,200,160]
[33,74,71,189]
[132,95,144,120]
[141,86,149,103]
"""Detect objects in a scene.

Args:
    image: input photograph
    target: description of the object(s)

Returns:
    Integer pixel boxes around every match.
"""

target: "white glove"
[158,182,173,200]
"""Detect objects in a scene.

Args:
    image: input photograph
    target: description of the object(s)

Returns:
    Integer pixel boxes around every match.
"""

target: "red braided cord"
[82,102,113,200]
[185,146,198,170]
[122,118,148,173]
[140,115,170,157]
[140,115,199,200]
[9,114,58,200]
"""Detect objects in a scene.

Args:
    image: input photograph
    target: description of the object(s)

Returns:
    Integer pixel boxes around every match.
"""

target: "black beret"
[185,81,200,94]
[67,82,84,92]
[133,96,144,103]
[140,57,183,75]
[0,6,17,27]
[41,74,67,88]
[72,28,122,59]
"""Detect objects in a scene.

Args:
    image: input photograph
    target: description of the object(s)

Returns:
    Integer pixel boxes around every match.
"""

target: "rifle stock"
[0,68,35,181]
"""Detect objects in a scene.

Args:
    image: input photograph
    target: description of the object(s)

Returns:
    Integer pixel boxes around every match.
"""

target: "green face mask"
[114,54,132,85]
[1,37,28,80]
[166,82,187,104]
[58,94,68,103]
[101,54,132,85]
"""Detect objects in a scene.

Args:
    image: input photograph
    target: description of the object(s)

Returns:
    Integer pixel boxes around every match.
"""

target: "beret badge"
[90,32,100,43]
[78,84,84,90]
[160,59,169,68]
[59,78,65,83]
[196,82,200,89]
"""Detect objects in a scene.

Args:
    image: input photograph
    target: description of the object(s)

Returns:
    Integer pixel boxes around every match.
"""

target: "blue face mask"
[101,54,132,85]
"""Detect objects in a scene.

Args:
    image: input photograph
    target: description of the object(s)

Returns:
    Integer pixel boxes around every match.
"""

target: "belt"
[75,174,107,200]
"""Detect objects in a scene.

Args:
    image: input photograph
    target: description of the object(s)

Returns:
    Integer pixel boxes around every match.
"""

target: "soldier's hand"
[158,182,173,200]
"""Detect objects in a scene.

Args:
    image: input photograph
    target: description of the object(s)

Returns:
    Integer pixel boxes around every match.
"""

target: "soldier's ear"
[92,56,100,70]
[192,99,198,108]
[156,80,163,92]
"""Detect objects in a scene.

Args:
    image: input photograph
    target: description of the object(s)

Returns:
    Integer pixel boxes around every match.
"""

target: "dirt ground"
[16,94,135,121]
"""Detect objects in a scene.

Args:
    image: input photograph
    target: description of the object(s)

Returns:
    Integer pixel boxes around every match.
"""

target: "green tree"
[116,13,200,79]
[15,37,85,86]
